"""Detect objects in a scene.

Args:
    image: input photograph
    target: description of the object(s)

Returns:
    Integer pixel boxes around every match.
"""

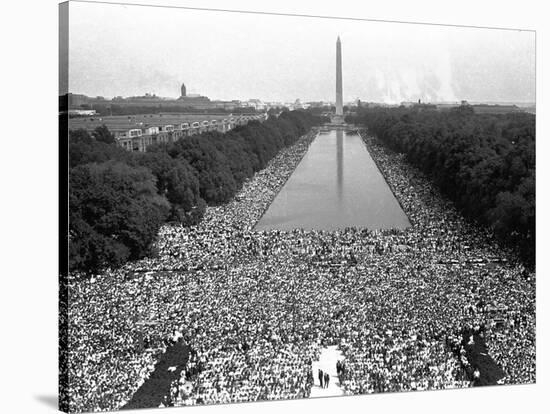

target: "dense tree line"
[348,106,535,266]
[69,111,323,274]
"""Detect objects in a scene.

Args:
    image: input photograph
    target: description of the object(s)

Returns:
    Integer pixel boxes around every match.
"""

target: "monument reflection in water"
[255,129,411,231]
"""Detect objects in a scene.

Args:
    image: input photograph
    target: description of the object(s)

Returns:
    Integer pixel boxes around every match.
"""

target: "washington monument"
[334,36,344,123]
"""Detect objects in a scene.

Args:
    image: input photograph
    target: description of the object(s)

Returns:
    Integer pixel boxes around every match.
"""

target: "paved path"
[122,342,189,410]
[310,346,345,398]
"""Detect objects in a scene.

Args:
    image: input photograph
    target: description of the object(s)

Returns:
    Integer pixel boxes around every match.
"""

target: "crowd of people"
[65,128,535,412]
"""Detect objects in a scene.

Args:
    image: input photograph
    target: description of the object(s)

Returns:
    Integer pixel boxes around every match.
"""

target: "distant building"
[211,101,239,111]
[67,93,103,108]
[65,81,271,114]
[177,94,212,107]
[68,109,97,116]
[69,112,268,152]
[245,99,267,111]
[306,101,327,108]
[68,93,86,107]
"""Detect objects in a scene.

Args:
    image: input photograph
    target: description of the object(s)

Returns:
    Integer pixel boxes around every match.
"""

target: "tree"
[68,110,325,272]
[350,106,535,266]
[69,161,169,273]
[69,128,128,168]
[92,124,116,144]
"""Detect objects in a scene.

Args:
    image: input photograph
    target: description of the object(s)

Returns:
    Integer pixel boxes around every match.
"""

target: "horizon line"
[60,92,537,106]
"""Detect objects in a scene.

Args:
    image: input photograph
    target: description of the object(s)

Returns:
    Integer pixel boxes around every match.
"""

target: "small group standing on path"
[317,369,330,389]
[336,359,346,377]
[317,360,346,388]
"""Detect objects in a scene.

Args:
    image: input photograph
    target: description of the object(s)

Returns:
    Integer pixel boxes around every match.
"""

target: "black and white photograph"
[56,1,539,413]
[3,1,546,414]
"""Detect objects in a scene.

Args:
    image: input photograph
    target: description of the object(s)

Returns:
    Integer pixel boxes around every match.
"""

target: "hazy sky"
[67,1,535,103]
